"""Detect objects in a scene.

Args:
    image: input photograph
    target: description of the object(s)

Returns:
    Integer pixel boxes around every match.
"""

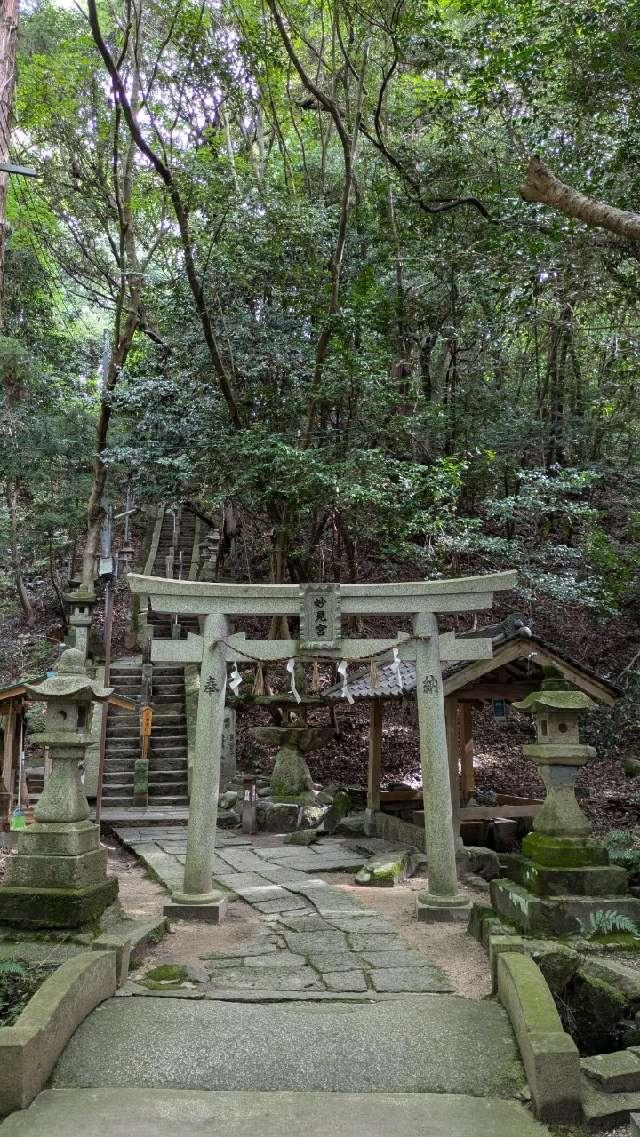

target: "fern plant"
[579,910,640,940]
[0,961,26,979]
[603,830,640,875]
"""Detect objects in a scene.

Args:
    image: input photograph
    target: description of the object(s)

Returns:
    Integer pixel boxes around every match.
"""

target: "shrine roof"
[323,614,621,706]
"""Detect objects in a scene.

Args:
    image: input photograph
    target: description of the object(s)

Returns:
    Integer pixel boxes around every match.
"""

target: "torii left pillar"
[163,612,228,923]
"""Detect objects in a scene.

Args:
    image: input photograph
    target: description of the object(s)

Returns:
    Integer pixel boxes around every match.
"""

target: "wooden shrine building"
[324,614,620,837]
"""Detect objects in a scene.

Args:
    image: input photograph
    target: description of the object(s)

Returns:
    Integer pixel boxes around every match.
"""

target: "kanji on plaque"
[299,583,341,650]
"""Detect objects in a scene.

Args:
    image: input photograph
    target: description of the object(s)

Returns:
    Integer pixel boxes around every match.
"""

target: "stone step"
[52,997,527,1099]
[581,1050,640,1093]
[142,795,189,806]
[148,783,189,796]
[580,1072,640,1126]
[0,1088,553,1137]
[105,757,187,773]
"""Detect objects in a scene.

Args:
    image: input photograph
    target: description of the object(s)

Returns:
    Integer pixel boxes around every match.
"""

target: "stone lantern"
[63,588,97,662]
[514,667,595,847]
[0,648,119,929]
[489,666,640,936]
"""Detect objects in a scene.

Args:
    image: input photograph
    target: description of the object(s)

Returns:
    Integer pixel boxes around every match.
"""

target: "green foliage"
[2,0,639,616]
[602,830,640,876]
[579,910,640,941]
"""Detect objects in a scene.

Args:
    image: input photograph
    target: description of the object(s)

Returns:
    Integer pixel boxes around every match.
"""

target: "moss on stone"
[0,880,119,930]
[522,832,609,868]
[143,964,189,983]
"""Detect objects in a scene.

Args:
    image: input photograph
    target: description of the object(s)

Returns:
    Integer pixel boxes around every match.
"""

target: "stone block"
[528,942,580,993]
[0,879,118,930]
[488,934,525,991]
[369,967,453,993]
[467,901,494,942]
[506,853,628,897]
[163,897,226,924]
[521,831,609,868]
[5,847,108,890]
[324,970,367,992]
[13,821,99,857]
[284,829,319,846]
[581,1050,640,1093]
[583,957,640,1003]
[416,895,472,924]
[308,952,363,973]
[581,1075,640,1126]
[632,1111,640,1136]
[491,877,640,937]
[354,851,412,887]
[284,931,349,954]
[496,952,580,1122]
[347,933,405,952]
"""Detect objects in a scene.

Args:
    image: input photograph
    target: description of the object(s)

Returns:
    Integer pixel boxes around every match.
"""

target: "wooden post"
[444,697,461,848]
[461,704,475,802]
[2,704,15,812]
[367,700,383,812]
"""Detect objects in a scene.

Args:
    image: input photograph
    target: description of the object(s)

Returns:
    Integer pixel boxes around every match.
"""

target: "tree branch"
[520,157,640,245]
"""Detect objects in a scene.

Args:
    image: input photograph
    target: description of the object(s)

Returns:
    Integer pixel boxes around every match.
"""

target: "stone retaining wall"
[0,950,117,1116]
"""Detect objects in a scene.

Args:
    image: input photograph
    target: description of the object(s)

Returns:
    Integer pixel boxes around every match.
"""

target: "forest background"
[0,0,638,799]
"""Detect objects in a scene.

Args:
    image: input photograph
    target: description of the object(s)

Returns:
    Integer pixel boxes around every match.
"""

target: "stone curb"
[496,951,580,1122]
[92,916,167,986]
[0,950,117,1117]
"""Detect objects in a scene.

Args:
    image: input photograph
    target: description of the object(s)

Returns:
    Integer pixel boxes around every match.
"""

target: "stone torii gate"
[128,571,516,922]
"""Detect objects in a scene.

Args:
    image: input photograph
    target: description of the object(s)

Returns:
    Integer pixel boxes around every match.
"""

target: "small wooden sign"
[140,707,153,737]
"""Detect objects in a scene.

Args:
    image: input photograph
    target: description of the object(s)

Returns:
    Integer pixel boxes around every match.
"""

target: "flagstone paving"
[114,825,454,996]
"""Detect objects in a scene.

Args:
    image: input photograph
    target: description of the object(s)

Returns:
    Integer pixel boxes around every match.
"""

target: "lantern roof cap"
[514,688,596,714]
[23,648,114,703]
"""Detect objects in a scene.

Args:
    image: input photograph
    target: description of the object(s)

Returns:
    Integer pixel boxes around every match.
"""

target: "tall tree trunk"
[80,73,143,589]
[0,0,19,329]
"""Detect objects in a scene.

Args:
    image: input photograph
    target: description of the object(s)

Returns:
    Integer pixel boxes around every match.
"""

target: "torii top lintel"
[127,570,517,618]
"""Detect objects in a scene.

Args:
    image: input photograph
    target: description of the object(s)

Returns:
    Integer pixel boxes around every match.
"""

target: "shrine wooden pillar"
[460,703,476,802]
[367,700,383,812]
[1,703,16,824]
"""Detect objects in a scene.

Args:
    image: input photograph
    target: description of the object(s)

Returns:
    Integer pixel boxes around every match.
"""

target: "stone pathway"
[115,826,452,996]
[0,825,557,1136]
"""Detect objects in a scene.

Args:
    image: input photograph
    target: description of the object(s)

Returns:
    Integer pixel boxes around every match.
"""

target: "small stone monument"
[254,723,332,802]
[490,668,640,936]
[221,707,236,789]
[0,648,119,929]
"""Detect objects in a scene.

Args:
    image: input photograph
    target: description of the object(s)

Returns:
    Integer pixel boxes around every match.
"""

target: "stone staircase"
[101,503,215,811]
[102,662,190,809]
